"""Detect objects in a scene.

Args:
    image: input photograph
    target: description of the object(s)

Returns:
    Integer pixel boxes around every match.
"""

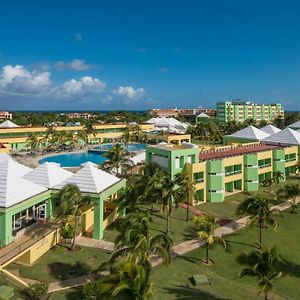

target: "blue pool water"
[39,143,147,167]
[39,152,108,168]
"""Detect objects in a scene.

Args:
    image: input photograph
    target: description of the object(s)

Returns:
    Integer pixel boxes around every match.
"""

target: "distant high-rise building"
[216,101,284,123]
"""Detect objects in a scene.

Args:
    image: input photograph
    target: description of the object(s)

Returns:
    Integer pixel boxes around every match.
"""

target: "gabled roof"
[0,159,46,208]
[228,125,270,140]
[53,165,121,194]
[81,161,98,168]
[260,125,281,135]
[288,120,300,129]
[262,128,300,146]
[197,112,210,118]
[23,162,73,188]
[0,120,19,128]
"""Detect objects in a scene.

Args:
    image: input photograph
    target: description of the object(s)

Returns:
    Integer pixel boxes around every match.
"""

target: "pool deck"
[13,145,146,170]
[13,146,92,170]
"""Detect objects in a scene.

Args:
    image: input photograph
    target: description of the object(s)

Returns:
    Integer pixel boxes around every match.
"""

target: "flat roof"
[198,144,282,161]
[148,143,197,151]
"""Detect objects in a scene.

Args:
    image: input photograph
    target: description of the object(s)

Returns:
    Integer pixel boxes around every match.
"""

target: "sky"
[0,0,299,111]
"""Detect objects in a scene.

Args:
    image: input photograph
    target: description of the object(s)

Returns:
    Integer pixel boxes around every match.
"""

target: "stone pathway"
[75,236,114,252]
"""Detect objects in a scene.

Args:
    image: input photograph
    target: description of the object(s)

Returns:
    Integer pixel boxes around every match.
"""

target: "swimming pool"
[39,152,108,168]
[39,143,147,167]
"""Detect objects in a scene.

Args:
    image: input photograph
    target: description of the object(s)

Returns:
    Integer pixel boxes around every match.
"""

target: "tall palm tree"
[159,176,181,235]
[86,259,155,300]
[111,211,172,268]
[174,170,195,221]
[271,171,285,186]
[102,144,134,176]
[236,194,278,246]
[84,122,97,143]
[137,162,165,211]
[26,133,40,152]
[57,184,91,249]
[193,215,226,264]
[122,126,132,148]
[238,246,283,300]
[278,183,300,213]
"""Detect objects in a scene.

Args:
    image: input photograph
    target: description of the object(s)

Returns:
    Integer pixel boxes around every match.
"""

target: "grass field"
[104,204,195,245]
[52,204,300,300]
[15,246,111,284]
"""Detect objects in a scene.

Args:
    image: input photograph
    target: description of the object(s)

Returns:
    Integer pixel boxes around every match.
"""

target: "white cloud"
[56,76,106,100]
[54,59,93,71]
[0,65,51,96]
[112,86,145,101]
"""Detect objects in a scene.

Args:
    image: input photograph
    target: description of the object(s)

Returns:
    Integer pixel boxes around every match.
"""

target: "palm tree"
[57,184,91,249]
[238,246,283,300]
[102,144,134,176]
[271,171,285,186]
[111,211,172,268]
[122,126,132,148]
[236,194,278,246]
[193,215,226,264]
[174,169,195,221]
[84,122,97,144]
[26,133,40,152]
[85,259,155,300]
[278,183,300,213]
[137,162,165,211]
[159,176,181,235]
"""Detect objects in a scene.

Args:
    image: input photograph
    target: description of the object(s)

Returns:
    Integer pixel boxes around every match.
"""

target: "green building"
[217,101,284,123]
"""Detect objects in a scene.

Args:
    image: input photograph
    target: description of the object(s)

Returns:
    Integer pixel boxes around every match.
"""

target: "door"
[36,204,46,223]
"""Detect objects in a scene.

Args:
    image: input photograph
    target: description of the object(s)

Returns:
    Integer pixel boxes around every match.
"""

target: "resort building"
[66,112,93,119]
[0,111,12,121]
[216,101,284,123]
[146,141,299,204]
[0,122,192,153]
[0,154,126,267]
[149,108,217,119]
[223,125,272,145]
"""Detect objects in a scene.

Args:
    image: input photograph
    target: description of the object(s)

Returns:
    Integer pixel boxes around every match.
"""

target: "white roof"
[0,159,46,208]
[0,120,19,128]
[262,128,300,146]
[288,120,300,129]
[228,126,270,140]
[53,165,121,194]
[197,112,210,118]
[131,152,146,165]
[80,161,98,168]
[23,162,73,188]
[260,125,281,135]
[146,117,185,129]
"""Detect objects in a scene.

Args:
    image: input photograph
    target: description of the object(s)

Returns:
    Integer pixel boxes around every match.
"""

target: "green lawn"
[104,204,194,245]
[14,246,111,284]
[151,207,300,300]
[197,176,300,221]
[49,205,300,300]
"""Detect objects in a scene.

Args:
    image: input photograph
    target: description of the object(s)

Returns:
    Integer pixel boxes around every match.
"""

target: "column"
[93,198,104,240]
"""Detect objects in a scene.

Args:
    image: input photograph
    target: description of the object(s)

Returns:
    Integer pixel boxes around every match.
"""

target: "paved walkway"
[75,236,114,252]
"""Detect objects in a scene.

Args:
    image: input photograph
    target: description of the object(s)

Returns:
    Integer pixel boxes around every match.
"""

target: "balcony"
[285,158,296,162]
[195,178,204,183]
[259,163,271,169]
[225,170,242,176]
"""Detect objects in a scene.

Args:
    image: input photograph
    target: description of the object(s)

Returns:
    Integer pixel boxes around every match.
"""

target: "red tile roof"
[198,144,282,161]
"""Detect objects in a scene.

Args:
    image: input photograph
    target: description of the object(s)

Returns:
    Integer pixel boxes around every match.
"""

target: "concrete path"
[75,236,114,252]
[48,271,109,293]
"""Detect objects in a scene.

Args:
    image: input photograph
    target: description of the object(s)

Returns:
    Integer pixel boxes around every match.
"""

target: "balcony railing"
[259,163,271,169]
[195,178,204,183]
[225,170,242,176]
[285,158,296,162]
